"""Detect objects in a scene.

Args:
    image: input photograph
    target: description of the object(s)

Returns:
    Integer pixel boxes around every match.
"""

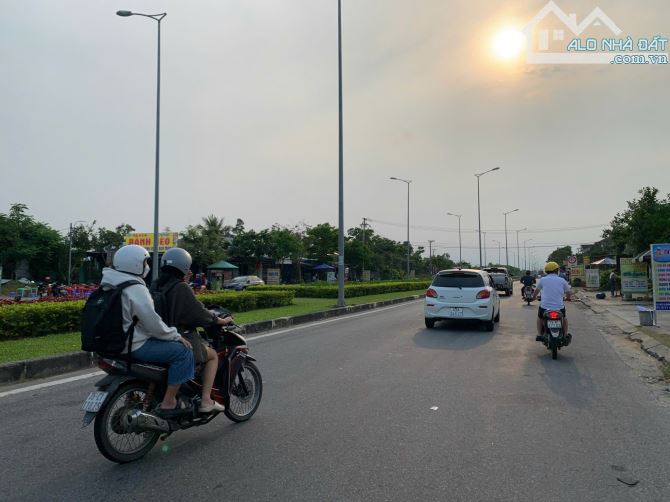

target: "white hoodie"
[100,267,181,352]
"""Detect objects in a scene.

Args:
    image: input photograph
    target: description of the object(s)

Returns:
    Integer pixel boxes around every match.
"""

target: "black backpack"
[149,279,181,325]
[81,280,141,354]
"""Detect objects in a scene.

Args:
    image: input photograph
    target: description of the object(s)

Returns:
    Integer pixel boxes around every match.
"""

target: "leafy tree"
[179,215,233,272]
[0,203,63,280]
[602,187,670,255]
[547,246,573,265]
[269,225,305,281]
[304,223,338,262]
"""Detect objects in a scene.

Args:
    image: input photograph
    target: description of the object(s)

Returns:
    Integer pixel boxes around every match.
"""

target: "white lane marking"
[0,299,422,399]
[246,299,422,342]
[430,406,439,411]
[0,371,104,399]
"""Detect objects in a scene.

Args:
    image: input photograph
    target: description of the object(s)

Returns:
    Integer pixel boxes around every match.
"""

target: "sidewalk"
[577,290,670,364]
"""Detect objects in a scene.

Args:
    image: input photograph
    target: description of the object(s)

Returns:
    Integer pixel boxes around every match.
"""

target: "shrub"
[571,278,583,287]
[249,280,430,298]
[0,290,294,340]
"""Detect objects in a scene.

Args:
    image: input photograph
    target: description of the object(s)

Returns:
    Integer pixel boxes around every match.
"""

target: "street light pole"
[447,212,462,265]
[492,239,502,264]
[523,238,533,270]
[475,167,500,268]
[428,240,434,275]
[503,208,518,269]
[516,227,526,271]
[336,0,345,307]
[390,177,412,277]
[117,10,166,282]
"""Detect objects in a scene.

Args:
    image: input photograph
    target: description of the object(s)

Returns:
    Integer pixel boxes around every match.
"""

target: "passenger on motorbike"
[155,248,233,413]
[101,245,194,415]
[520,270,536,295]
[531,261,572,340]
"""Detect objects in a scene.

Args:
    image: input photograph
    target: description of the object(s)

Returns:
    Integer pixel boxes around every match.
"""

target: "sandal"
[155,398,191,418]
[199,401,225,413]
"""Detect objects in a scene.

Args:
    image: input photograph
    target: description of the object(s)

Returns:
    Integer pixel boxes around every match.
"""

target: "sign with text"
[570,266,585,284]
[327,271,336,283]
[124,233,179,253]
[362,270,371,282]
[620,258,648,295]
[583,256,591,266]
[585,269,600,288]
[651,244,670,311]
[266,268,280,285]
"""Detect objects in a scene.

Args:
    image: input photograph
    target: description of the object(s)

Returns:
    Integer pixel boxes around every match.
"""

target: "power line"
[366,218,607,234]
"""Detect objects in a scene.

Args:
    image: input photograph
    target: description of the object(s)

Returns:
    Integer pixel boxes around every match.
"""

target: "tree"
[269,225,305,282]
[179,215,232,272]
[0,203,63,280]
[304,223,338,263]
[547,246,573,265]
[602,187,670,255]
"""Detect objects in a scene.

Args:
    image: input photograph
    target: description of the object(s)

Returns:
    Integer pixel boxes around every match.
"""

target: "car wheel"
[425,318,435,329]
[484,314,495,332]
[494,308,500,323]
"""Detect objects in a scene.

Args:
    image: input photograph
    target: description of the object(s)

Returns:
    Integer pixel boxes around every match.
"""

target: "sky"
[1,0,669,268]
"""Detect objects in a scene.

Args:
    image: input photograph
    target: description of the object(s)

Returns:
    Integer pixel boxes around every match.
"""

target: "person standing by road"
[609,270,618,297]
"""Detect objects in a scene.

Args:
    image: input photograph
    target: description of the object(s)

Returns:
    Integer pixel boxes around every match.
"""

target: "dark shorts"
[538,307,566,319]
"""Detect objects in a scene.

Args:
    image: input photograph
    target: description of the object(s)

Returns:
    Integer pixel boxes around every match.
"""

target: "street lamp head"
[389,177,397,180]
[116,10,134,16]
[492,167,501,171]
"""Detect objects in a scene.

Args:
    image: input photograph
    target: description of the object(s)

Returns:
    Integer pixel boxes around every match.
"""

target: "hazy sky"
[2,0,669,267]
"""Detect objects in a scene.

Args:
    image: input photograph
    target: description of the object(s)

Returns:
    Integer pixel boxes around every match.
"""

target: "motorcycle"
[523,285,534,305]
[538,309,571,360]
[80,308,262,463]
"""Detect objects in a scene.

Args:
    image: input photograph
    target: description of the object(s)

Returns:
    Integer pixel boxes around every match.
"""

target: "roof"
[592,257,616,266]
[207,260,239,270]
[633,250,651,262]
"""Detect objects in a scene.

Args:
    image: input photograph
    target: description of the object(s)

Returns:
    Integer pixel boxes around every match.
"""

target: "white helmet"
[113,245,150,276]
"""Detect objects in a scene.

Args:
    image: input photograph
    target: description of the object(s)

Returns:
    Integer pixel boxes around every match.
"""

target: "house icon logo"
[523,0,622,64]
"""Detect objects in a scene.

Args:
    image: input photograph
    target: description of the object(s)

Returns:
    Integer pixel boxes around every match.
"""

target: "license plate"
[81,391,108,412]
[449,307,464,317]
[547,320,562,329]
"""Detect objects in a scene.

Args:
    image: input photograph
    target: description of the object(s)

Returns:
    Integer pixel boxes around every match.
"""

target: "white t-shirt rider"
[536,273,571,310]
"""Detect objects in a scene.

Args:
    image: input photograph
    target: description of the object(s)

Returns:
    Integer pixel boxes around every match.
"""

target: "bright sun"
[492,28,525,60]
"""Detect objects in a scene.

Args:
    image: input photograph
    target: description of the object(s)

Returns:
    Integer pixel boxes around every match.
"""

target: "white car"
[424,269,501,331]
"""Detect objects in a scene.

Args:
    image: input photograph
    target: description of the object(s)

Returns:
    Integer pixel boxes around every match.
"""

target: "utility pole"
[483,231,487,267]
[516,228,526,271]
[428,240,434,275]
[503,208,519,269]
[336,0,345,307]
[447,212,462,265]
[361,217,368,277]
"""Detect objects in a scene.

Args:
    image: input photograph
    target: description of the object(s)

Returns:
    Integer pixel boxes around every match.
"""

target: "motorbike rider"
[101,245,194,415]
[531,261,572,342]
[154,247,233,414]
[520,270,536,297]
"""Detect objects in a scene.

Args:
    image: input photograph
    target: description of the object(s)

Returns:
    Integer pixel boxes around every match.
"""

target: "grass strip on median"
[0,290,425,364]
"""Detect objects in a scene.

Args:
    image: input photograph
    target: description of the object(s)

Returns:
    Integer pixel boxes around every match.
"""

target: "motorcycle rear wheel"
[94,382,159,463]
[551,342,558,360]
[225,361,263,423]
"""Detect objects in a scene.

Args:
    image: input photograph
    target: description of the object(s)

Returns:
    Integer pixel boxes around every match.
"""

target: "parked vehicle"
[483,267,513,296]
[80,309,262,463]
[424,269,500,331]
[224,275,265,291]
[523,285,535,305]
[537,309,571,360]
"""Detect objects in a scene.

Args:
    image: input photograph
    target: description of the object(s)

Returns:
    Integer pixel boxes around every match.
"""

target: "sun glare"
[492,28,525,60]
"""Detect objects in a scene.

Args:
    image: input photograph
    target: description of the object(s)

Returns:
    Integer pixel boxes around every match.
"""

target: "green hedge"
[249,280,430,299]
[0,290,294,340]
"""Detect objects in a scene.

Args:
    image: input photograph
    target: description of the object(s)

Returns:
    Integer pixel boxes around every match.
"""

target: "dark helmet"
[160,247,192,275]
[525,270,531,275]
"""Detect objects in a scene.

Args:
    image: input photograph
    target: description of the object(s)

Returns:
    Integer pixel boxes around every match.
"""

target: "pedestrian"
[609,270,618,297]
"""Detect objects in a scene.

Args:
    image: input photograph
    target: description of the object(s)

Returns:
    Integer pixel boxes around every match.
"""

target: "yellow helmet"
[544,261,560,273]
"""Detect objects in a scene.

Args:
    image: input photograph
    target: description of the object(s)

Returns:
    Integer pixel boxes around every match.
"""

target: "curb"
[578,294,670,364]
[0,294,423,386]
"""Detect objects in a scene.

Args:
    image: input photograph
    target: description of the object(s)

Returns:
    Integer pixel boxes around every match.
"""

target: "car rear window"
[432,273,485,288]
[484,268,506,274]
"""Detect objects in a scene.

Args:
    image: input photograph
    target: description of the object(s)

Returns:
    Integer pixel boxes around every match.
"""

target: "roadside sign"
[567,255,577,267]
[585,269,600,288]
[651,244,670,311]
[124,232,179,253]
[266,268,280,285]
[620,258,648,295]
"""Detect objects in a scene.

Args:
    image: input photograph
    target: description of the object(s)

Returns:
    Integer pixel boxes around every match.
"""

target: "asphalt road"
[1,288,669,501]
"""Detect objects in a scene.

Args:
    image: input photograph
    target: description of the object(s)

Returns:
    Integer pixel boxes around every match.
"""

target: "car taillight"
[548,311,560,319]
[476,289,491,299]
[426,288,438,298]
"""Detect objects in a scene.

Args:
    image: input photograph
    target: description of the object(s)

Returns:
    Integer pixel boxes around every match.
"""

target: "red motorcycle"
[80,309,262,463]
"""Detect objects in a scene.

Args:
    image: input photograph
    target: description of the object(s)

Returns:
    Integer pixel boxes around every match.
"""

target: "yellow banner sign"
[124,232,179,253]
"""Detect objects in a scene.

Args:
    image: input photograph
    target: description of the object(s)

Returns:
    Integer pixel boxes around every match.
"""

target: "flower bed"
[0,290,294,340]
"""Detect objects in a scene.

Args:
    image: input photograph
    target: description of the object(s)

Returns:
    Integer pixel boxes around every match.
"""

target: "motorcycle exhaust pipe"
[124,409,171,433]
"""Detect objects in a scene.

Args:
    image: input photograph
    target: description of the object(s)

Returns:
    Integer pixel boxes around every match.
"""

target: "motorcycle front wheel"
[93,382,159,463]
[225,361,263,422]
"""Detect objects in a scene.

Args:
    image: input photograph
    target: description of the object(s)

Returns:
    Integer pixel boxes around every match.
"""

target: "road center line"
[246,299,422,342]
[0,371,104,399]
[0,299,421,398]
